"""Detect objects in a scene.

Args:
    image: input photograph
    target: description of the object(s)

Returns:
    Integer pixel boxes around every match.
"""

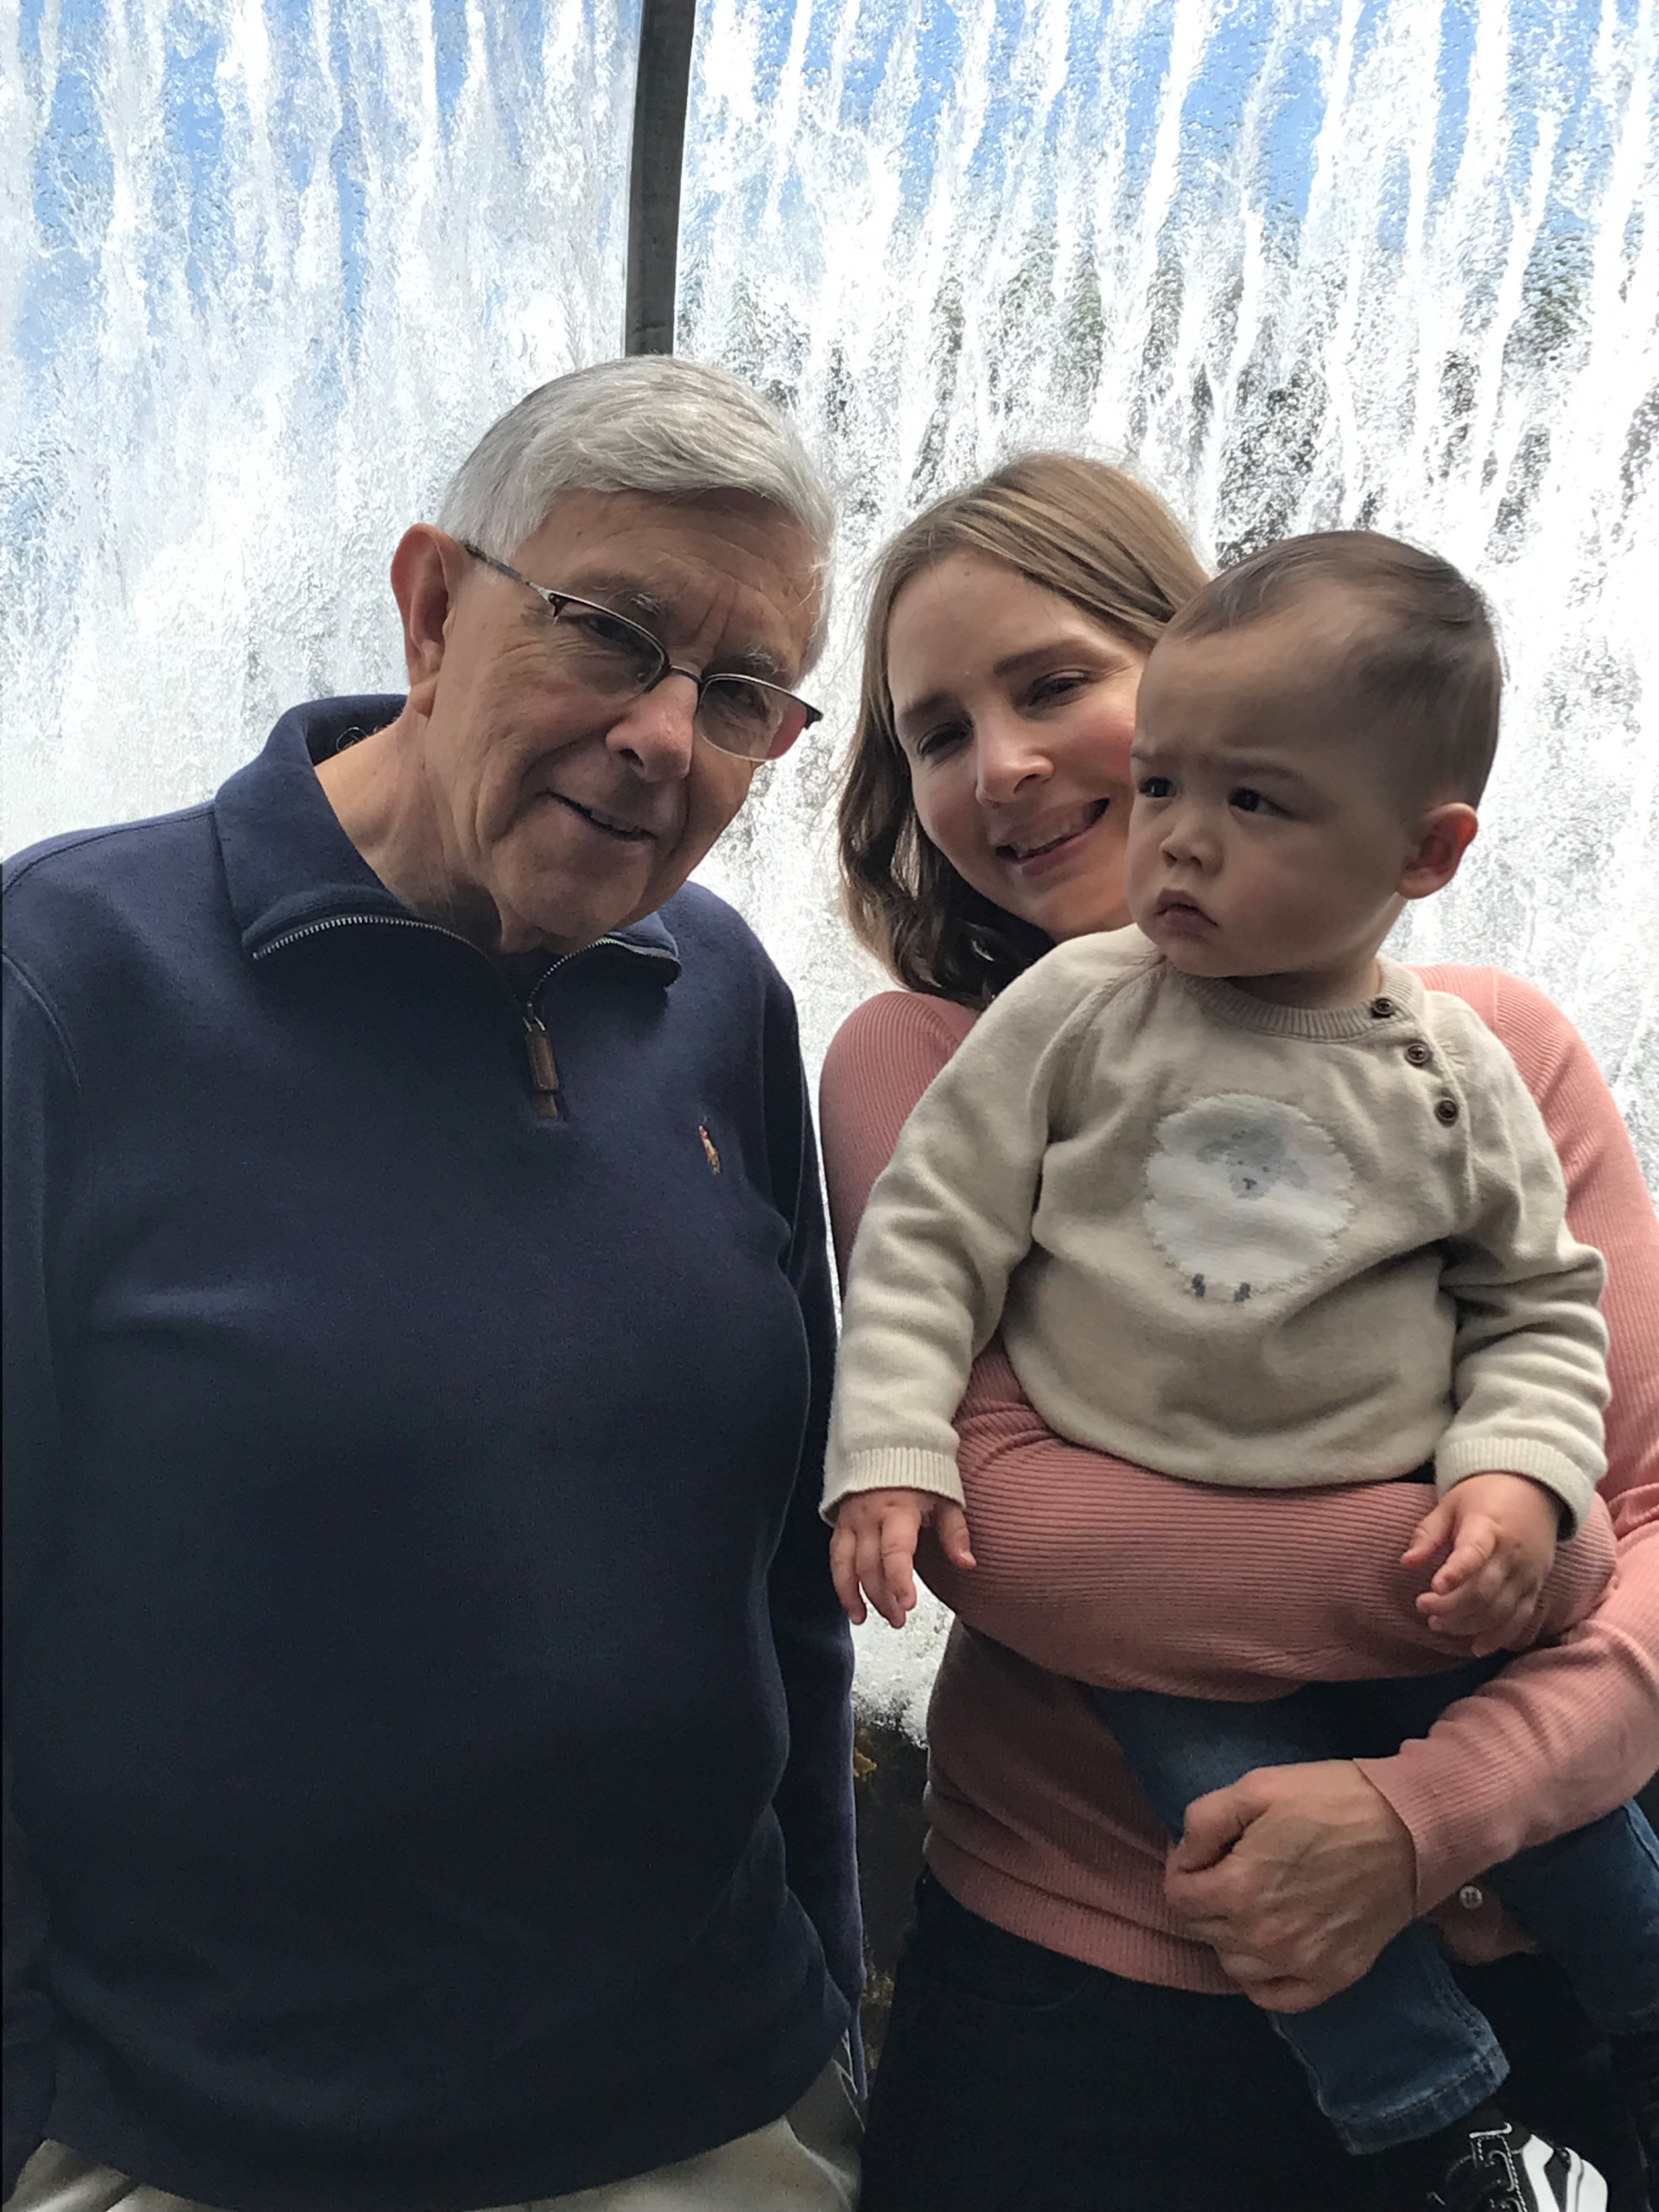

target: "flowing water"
[3,0,1656,1727]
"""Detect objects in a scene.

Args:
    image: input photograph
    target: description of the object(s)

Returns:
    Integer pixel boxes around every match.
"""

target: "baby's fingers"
[1402,1496,1456,1571]
[829,1518,868,1625]
[877,1511,923,1625]
[1430,1515,1498,1596]
[934,1503,977,1572]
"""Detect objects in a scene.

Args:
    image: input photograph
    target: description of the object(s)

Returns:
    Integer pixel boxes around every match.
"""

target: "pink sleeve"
[819,991,981,1283]
[1352,968,1659,1908]
[817,989,1618,1699]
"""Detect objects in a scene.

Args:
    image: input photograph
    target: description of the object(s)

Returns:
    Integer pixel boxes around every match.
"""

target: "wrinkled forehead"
[508,487,823,680]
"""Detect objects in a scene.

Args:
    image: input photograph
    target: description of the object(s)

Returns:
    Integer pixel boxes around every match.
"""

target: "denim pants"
[858,1871,1652,2211]
[1094,1662,1659,2153]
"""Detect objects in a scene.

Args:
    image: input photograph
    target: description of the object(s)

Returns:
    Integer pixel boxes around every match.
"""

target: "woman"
[822,454,1659,2210]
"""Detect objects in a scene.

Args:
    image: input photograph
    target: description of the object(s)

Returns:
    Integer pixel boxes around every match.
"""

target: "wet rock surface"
[853,1720,929,2069]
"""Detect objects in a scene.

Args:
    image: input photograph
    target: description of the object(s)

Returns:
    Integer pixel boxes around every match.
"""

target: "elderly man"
[3,359,861,2212]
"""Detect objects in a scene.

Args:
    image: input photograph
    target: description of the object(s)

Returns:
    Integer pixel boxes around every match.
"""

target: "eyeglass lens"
[549,603,801,761]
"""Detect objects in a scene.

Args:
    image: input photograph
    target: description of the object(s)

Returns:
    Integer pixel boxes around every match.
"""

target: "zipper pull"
[523,1010,562,1118]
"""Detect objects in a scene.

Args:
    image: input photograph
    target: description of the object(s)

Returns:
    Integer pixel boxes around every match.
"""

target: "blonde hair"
[838,453,1209,1004]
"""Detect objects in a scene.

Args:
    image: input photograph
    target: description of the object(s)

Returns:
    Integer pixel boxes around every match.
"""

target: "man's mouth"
[550,793,656,842]
[995,799,1109,866]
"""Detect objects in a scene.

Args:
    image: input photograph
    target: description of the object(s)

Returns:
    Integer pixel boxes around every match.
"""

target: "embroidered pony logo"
[698,1122,721,1174]
[1142,1093,1354,1302]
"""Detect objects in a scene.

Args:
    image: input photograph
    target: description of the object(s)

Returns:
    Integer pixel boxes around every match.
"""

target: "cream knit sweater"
[823,928,1608,1531]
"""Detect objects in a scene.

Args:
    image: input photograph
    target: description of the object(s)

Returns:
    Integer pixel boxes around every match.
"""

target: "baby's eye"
[1230,786,1279,815]
[1137,774,1174,798]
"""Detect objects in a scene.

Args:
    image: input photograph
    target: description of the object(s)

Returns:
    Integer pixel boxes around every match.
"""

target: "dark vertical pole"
[625,0,698,355]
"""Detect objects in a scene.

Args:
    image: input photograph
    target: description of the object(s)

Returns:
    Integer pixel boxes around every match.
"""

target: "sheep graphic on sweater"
[1142,1093,1356,1303]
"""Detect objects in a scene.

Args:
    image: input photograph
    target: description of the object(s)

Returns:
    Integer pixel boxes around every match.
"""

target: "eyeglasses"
[458,542,822,763]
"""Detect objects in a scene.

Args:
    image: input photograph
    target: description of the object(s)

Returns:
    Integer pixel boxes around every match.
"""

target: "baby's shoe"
[1422,2113,1608,2211]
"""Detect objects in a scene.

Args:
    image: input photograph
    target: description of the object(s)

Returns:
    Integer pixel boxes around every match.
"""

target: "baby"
[823,534,1658,2212]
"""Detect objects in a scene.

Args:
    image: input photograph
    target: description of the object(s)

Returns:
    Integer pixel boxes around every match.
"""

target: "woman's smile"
[887,552,1147,943]
[994,797,1112,874]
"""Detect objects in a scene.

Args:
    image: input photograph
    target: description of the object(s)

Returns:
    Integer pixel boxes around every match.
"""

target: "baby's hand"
[830,1490,976,1629]
[1402,1472,1563,1656]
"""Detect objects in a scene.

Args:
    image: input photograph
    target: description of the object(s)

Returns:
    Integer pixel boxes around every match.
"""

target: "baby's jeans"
[1093,1660,1659,2153]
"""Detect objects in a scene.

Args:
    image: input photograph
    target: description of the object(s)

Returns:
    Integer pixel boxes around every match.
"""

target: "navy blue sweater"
[2,699,859,2212]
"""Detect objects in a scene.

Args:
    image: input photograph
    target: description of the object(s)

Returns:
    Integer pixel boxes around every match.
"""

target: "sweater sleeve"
[1353,969,1659,1910]
[3,951,76,2197]
[761,983,862,2017]
[818,989,1618,1698]
[820,968,1096,1518]
[1430,1013,1609,1528]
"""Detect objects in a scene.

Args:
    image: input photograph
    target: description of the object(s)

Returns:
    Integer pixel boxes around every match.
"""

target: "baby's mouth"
[996,799,1109,863]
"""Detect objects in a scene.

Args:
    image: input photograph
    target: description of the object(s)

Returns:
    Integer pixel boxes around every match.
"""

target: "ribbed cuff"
[1356,1745,1511,1914]
[820,1448,966,1522]
[1434,1441,1598,1537]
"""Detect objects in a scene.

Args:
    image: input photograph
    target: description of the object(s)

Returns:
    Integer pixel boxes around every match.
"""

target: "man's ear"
[390,526,461,716]
[1398,801,1479,901]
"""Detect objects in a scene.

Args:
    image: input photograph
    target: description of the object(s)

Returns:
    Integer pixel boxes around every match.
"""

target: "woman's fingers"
[1164,1761,1416,2003]
[1170,1780,1256,1872]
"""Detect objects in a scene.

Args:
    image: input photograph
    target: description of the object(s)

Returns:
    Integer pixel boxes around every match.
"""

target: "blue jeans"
[1094,1661,1659,2153]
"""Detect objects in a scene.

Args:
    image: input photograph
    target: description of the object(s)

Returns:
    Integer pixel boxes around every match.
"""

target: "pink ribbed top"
[819,963,1659,1994]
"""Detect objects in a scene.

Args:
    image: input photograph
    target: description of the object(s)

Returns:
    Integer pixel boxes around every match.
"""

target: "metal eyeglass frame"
[457,540,822,760]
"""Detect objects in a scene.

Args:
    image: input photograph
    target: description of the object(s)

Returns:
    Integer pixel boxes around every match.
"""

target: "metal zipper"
[253,912,675,1119]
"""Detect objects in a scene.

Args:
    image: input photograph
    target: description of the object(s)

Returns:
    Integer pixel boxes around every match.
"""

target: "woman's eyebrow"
[897,637,1121,734]
[990,639,1114,680]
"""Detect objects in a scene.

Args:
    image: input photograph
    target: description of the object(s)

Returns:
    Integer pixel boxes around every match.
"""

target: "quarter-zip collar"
[213,695,682,982]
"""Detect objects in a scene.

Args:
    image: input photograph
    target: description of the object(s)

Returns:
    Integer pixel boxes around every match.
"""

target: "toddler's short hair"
[1165,532,1502,804]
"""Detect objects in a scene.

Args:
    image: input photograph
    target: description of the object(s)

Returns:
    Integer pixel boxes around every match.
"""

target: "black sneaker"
[1426,2120,1609,2210]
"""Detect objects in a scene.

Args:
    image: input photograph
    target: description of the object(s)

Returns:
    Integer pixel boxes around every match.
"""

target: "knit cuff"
[820,1448,966,1523]
[1355,1747,1510,1916]
[1433,1440,1598,1538]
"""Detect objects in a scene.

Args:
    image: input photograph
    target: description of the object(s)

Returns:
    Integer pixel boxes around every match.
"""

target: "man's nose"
[606,672,700,781]
[974,712,1051,805]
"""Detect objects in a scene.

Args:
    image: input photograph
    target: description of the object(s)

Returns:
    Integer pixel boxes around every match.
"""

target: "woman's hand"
[1162,1759,1418,2012]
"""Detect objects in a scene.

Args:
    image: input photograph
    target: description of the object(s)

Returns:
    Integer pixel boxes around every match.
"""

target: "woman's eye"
[1230,787,1278,815]
[1137,774,1174,798]
[913,723,968,760]
[1029,671,1090,706]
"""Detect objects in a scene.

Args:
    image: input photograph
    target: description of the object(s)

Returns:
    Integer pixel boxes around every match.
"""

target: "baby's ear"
[1398,801,1478,901]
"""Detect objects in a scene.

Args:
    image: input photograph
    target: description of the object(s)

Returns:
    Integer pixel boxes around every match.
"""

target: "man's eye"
[1137,774,1174,798]
[569,610,642,651]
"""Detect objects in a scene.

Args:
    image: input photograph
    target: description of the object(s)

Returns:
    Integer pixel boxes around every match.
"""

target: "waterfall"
[678,0,1659,1186]
[3,0,1655,1734]
[2,0,636,842]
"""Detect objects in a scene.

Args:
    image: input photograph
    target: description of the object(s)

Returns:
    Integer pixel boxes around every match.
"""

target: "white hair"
[437,357,836,663]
